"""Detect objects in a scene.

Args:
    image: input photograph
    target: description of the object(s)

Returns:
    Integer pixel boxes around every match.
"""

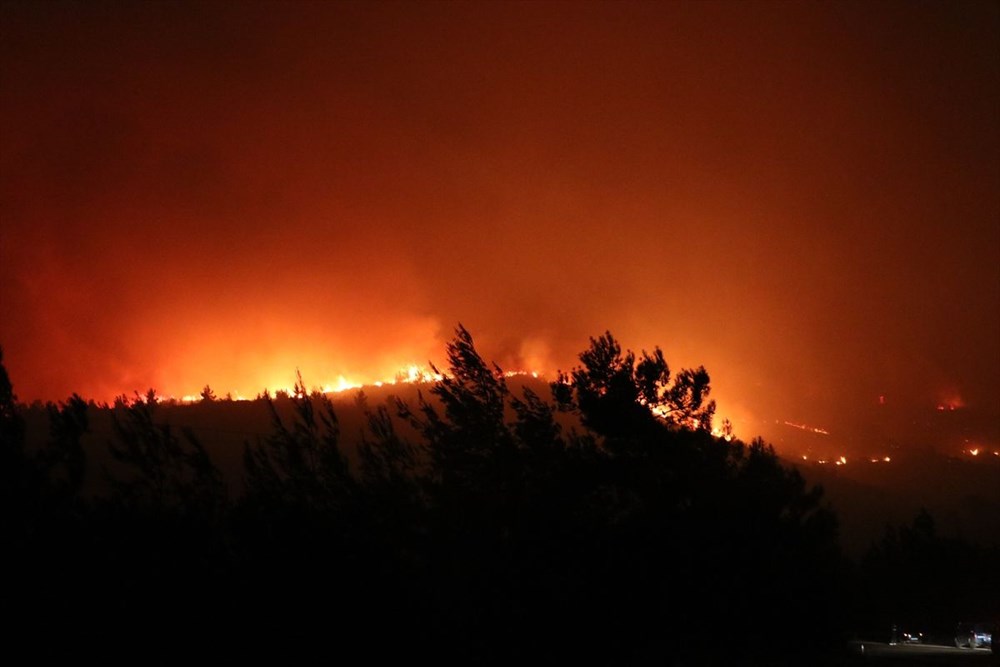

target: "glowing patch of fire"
[171,364,543,403]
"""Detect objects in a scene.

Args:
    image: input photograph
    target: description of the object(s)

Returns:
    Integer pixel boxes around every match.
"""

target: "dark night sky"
[1,1,997,448]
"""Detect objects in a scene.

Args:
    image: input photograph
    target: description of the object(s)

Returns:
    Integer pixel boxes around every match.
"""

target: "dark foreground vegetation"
[2,328,996,664]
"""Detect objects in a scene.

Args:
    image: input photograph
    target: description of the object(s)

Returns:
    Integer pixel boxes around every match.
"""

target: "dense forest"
[2,327,997,664]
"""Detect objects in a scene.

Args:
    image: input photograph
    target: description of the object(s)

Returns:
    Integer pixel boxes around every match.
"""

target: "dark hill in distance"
[795,449,1000,557]
[22,376,556,495]
[22,375,999,556]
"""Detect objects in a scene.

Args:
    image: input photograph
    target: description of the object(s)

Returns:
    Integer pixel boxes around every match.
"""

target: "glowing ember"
[935,390,965,412]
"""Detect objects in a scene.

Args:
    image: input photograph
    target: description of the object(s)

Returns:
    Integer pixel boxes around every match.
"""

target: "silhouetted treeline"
[1,333,995,663]
[849,508,1000,645]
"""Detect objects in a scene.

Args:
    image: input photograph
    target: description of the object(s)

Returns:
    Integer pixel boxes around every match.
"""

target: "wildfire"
[783,420,830,436]
[124,369,750,450]
[504,370,540,379]
[806,454,891,466]
[393,365,445,385]
[711,425,734,441]
[322,376,363,393]
[936,389,965,412]
[169,363,544,404]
